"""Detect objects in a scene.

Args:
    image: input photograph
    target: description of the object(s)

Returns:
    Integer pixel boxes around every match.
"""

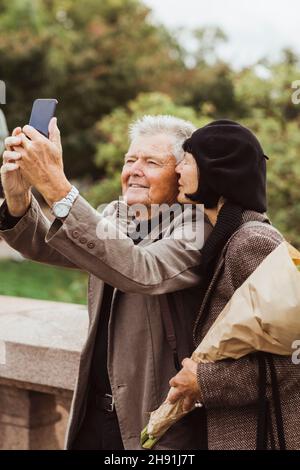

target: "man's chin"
[123,189,149,207]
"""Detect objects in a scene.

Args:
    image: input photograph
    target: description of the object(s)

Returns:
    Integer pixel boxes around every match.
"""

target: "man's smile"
[128,183,149,189]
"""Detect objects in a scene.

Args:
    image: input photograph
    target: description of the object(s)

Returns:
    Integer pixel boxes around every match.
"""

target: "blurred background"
[1,0,300,304]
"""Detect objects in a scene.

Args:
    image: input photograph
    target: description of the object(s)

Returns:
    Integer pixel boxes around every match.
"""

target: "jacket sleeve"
[44,195,210,294]
[0,195,78,269]
[196,228,300,408]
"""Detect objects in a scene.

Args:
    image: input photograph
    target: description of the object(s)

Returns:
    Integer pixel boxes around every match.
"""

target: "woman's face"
[175,152,199,203]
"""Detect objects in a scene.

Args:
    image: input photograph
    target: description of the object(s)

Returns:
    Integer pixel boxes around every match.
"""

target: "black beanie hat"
[182,119,268,213]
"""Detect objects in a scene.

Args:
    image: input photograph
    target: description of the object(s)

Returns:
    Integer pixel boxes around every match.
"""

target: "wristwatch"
[52,185,79,219]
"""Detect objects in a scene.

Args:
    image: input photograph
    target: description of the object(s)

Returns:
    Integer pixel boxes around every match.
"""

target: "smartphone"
[29,98,58,138]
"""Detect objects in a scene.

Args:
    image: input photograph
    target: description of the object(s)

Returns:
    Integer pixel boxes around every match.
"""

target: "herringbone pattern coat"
[195,211,300,450]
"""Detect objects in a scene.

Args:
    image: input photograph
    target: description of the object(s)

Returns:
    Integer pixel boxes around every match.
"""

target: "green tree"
[240,115,300,248]
[168,27,237,116]
[233,51,300,127]
[0,0,185,178]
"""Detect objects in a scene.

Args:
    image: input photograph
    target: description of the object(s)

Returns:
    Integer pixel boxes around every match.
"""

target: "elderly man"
[0,115,211,450]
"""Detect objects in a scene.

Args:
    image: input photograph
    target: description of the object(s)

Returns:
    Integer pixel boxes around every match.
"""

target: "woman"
[168,119,300,450]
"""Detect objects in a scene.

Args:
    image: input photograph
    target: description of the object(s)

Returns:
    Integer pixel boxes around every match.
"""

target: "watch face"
[54,203,70,218]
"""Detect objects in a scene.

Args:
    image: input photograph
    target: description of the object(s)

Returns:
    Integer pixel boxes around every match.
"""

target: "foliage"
[0,0,184,178]
[1,0,300,247]
[0,259,88,304]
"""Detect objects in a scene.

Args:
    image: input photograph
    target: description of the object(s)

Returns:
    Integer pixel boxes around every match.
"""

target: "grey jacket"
[0,195,211,450]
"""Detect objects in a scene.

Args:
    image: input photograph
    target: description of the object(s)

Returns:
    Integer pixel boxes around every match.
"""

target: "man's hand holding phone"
[17,118,71,207]
[1,127,32,217]
[1,98,72,214]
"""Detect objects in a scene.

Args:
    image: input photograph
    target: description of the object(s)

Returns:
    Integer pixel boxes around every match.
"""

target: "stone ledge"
[0,295,88,391]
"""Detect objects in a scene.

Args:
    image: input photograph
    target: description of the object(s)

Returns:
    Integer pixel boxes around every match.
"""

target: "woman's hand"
[167,358,202,412]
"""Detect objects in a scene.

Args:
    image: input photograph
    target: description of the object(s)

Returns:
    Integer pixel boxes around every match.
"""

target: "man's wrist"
[43,180,72,207]
[6,192,32,217]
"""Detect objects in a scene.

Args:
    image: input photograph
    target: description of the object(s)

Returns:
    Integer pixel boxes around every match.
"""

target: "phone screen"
[29,99,58,138]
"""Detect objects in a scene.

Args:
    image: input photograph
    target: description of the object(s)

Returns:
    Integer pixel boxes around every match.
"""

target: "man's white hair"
[129,115,195,162]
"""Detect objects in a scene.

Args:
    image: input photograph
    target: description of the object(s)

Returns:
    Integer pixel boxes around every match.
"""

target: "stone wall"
[0,295,88,449]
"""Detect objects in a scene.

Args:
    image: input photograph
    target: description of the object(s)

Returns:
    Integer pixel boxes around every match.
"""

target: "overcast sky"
[144,0,300,68]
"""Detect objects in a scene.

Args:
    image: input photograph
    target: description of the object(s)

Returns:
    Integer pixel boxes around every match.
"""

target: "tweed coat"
[194,210,300,450]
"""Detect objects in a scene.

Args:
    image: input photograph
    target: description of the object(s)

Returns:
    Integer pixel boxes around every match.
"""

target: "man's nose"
[130,159,144,176]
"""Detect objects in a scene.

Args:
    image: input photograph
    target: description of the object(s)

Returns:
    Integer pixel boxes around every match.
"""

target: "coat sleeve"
[44,195,210,294]
[0,195,78,269]
[197,228,300,408]
[197,352,299,409]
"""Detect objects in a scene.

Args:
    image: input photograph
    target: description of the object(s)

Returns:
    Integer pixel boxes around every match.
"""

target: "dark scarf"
[194,201,243,341]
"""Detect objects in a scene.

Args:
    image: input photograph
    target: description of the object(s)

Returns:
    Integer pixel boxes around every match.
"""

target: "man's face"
[121,134,179,210]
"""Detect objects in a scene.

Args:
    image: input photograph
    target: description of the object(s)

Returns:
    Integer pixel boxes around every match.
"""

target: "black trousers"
[72,387,124,450]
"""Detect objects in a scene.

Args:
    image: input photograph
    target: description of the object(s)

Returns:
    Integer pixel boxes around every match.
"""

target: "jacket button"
[87,241,95,249]
[79,237,87,244]
[72,230,79,238]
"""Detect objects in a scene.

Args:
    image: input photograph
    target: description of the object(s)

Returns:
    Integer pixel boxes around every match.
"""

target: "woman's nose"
[175,162,182,174]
